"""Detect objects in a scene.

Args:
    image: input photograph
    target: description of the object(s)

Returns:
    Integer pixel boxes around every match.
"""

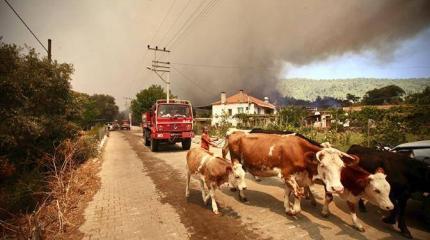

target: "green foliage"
[278,106,308,128]
[346,93,360,103]
[131,84,176,124]
[406,86,430,105]
[280,78,430,101]
[0,42,79,168]
[362,85,405,105]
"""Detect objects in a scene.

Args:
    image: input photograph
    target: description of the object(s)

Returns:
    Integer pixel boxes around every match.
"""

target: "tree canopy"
[362,85,405,105]
[131,85,175,124]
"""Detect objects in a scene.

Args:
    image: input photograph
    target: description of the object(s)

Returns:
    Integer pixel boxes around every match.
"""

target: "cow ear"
[342,154,360,166]
[375,167,385,174]
[226,166,233,173]
[304,151,319,163]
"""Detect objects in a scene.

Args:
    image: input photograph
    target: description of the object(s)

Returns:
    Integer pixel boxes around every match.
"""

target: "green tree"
[406,87,430,105]
[90,94,119,122]
[362,85,405,105]
[278,106,308,128]
[346,93,360,103]
[131,85,175,124]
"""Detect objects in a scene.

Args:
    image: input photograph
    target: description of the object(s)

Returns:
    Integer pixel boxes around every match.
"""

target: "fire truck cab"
[142,99,194,152]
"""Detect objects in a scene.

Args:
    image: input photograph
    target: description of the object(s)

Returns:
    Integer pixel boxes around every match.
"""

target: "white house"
[211,90,276,126]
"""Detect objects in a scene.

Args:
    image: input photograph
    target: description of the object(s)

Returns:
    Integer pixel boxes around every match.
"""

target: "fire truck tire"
[182,139,191,150]
[151,139,159,152]
[144,131,150,146]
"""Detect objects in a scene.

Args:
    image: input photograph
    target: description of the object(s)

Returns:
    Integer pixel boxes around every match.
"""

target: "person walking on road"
[201,126,218,152]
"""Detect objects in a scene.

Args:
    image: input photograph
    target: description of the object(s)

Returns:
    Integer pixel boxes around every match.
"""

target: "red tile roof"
[212,91,276,109]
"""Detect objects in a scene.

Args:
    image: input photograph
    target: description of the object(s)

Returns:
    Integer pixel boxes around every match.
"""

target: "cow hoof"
[359,206,367,213]
[400,230,413,239]
[213,210,219,215]
[255,178,262,182]
[321,212,330,218]
[354,226,365,232]
[382,216,396,225]
[230,187,237,192]
[286,210,298,216]
[239,196,248,202]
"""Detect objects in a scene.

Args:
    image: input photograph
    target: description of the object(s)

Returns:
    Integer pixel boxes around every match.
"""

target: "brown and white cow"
[223,131,356,215]
[321,166,394,231]
[185,147,246,214]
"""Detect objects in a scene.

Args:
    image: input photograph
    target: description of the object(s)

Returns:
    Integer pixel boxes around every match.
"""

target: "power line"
[171,62,277,70]
[164,0,213,48]
[171,65,215,96]
[168,0,221,48]
[149,0,177,45]
[3,0,48,52]
[158,0,192,46]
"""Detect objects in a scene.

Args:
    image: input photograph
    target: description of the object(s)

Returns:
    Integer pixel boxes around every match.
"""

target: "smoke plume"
[169,0,430,105]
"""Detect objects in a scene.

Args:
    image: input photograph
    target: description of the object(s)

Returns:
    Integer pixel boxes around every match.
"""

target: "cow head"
[363,168,394,211]
[308,148,346,193]
[229,162,247,191]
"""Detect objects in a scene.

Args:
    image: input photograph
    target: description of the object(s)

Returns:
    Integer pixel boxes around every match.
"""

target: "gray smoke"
[169,0,430,105]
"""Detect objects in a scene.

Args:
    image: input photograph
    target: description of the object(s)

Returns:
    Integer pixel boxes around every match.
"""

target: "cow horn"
[320,142,331,148]
[316,151,323,162]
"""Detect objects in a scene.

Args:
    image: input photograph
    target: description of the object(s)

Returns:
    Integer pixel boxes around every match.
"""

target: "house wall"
[212,103,253,126]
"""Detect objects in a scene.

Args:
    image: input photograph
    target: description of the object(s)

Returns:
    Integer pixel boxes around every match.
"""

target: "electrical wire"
[167,0,221,48]
[158,0,192,47]
[164,0,214,48]
[3,0,48,52]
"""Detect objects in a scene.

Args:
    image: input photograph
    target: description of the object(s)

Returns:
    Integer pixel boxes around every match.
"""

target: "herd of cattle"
[185,128,430,239]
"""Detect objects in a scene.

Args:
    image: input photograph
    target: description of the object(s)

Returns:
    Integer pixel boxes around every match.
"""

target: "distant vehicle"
[142,99,194,152]
[392,140,430,165]
[120,120,131,130]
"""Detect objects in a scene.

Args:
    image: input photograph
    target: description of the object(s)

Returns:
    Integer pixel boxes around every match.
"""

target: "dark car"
[121,120,130,130]
[392,140,430,165]
[392,140,430,225]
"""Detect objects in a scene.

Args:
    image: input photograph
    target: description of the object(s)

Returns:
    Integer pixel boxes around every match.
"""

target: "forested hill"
[279,78,430,100]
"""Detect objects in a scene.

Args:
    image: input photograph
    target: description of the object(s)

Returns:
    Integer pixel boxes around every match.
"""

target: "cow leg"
[285,175,304,198]
[292,195,302,214]
[397,195,412,239]
[358,199,367,212]
[321,192,333,218]
[305,186,317,207]
[185,169,191,198]
[209,187,219,214]
[238,189,247,202]
[199,178,209,204]
[284,186,293,215]
[347,201,365,232]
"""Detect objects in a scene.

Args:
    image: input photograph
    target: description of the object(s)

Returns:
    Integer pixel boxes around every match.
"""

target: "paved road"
[80,130,430,240]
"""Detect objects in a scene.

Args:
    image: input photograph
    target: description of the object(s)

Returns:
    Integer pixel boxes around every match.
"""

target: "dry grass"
[0,137,102,240]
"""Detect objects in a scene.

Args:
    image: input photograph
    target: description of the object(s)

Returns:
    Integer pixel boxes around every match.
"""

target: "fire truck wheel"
[182,139,191,150]
[151,139,159,152]
[144,131,150,146]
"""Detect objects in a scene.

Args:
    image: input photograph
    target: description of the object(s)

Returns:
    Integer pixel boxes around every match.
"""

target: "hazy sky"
[1,0,430,109]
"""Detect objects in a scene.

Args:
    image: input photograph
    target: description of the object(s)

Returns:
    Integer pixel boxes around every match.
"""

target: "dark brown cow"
[223,131,356,215]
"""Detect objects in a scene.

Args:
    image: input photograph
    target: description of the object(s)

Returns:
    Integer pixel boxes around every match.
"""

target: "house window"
[238,107,244,113]
[228,109,232,116]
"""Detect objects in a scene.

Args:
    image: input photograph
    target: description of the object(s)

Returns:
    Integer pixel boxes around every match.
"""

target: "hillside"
[278,78,430,100]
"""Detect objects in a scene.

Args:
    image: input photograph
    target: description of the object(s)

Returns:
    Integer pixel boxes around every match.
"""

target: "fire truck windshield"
[157,104,191,118]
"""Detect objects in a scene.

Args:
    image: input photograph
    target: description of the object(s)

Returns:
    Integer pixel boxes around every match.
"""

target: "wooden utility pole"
[146,45,171,103]
[124,97,133,126]
[48,39,52,62]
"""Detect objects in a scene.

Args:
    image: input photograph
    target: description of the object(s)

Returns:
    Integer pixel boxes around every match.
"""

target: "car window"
[413,148,430,161]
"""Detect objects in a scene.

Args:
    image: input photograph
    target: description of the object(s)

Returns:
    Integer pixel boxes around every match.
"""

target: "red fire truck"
[142,99,194,152]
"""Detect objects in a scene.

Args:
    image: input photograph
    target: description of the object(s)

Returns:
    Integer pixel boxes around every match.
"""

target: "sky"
[1,0,430,109]
[283,28,430,79]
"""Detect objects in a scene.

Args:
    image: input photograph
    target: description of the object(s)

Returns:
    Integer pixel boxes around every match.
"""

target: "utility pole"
[146,45,171,103]
[48,39,52,62]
